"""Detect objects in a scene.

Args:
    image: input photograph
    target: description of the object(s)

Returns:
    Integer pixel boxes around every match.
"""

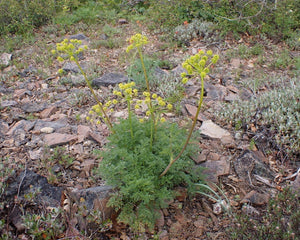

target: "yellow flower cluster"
[116,82,138,100]
[181,50,219,84]
[126,33,149,53]
[139,91,173,123]
[87,81,173,125]
[52,39,88,74]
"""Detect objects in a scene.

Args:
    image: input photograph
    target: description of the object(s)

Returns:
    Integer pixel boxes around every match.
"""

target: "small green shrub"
[145,0,213,32]
[215,0,299,40]
[0,0,81,35]
[217,79,300,155]
[173,19,217,46]
[94,117,202,230]
[229,188,300,240]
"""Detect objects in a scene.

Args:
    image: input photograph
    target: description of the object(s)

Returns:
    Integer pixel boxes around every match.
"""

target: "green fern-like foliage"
[94,117,202,230]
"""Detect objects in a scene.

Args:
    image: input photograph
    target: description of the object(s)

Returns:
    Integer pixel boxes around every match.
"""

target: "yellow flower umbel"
[126,34,149,53]
[160,50,219,177]
[52,39,113,130]
[181,50,219,85]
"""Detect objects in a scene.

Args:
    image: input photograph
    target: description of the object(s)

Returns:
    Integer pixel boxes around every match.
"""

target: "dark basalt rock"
[92,72,129,87]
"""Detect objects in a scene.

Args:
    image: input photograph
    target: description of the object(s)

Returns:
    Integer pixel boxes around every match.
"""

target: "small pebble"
[40,127,55,133]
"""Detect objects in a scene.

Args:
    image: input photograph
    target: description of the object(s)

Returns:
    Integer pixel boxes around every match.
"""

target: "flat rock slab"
[44,133,78,147]
[34,119,67,131]
[199,120,232,140]
[92,73,128,87]
[20,102,48,113]
[200,159,230,183]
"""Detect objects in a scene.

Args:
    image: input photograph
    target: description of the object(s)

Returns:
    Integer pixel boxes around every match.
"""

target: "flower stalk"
[160,50,219,176]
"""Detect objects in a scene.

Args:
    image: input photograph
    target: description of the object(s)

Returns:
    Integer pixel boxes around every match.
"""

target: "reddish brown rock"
[44,133,78,147]
[77,125,91,142]
[185,104,208,121]
[201,159,230,183]
[194,149,210,164]
[40,106,58,119]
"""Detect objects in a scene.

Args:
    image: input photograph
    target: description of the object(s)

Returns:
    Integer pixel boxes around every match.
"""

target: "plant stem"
[127,99,134,139]
[74,60,113,131]
[138,47,156,147]
[160,75,205,177]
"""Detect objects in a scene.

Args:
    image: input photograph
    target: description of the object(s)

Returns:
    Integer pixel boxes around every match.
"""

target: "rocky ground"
[0,22,299,239]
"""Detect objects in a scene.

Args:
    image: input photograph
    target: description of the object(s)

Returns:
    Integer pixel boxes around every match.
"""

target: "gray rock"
[0,53,12,66]
[92,73,128,87]
[69,186,114,230]
[6,119,36,135]
[69,33,89,40]
[0,100,18,108]
[233,150,275,186]
[62,62,80,73]
[5,169,62,207]
[70,74,85,86]
[4,170,63,231]
[14,128,27,146]
[34,119,67,131]
[20,102,48,113]
[204,83,227,101]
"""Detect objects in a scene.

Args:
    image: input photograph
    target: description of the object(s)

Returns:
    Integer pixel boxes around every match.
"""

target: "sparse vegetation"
[218,79,300,156]
[0,0,299,239]
[229,188,300,240]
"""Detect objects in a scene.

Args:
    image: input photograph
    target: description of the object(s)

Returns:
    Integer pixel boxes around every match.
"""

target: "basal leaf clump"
[95,117,202,230]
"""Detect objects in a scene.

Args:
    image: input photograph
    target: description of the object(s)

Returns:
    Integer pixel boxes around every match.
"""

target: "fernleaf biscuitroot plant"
[53,34,218,230]
[95,116,202,230]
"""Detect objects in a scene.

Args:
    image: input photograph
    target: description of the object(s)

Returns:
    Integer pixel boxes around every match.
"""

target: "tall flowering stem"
[53,39,113,130]
[160,50,219,177]
[126,34,156,146]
